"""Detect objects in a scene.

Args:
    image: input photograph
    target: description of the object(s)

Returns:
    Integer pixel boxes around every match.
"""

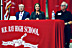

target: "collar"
[61,10,67,13]
[20,11,24,14]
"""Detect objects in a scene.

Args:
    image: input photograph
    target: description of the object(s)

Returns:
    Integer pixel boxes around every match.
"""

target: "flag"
[4,0,11,20]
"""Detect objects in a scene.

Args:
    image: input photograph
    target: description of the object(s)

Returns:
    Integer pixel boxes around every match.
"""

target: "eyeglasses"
[61,5,66,7]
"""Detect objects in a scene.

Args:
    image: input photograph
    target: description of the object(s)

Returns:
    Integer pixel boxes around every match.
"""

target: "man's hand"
[65,23,68,25]
[68,21,72,24]
[25,18,30,20]
[65,21,72,25]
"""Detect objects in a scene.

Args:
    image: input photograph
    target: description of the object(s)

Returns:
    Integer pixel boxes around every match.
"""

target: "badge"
[58,13,62,15]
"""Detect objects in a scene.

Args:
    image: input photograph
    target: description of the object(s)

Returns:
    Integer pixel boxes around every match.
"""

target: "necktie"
[21,12,22,14]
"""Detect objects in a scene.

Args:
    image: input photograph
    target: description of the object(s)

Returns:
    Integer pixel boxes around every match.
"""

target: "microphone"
[36,13,39,20]
[36,13,39,18]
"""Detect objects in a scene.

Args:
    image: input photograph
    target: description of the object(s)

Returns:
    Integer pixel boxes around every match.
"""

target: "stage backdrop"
[3,0,46,19]
[3,0,72,19]
[48,0,72,19]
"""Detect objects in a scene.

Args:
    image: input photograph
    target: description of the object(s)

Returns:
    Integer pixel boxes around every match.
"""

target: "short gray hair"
[61,1,68,7]
[61,1,68,9]
[19,4,24,7]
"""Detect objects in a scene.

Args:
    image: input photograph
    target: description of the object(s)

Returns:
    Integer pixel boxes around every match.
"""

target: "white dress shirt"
[19,11,24,20]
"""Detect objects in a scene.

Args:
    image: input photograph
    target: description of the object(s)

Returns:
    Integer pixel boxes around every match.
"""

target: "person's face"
[61,4,66,10]
[35,4,40,11]
[19,6,24,12]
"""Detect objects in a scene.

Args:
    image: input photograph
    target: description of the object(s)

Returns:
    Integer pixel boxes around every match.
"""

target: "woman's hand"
[36,18,39,20]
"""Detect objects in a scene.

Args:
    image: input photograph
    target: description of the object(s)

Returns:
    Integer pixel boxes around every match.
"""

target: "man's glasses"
[61,5,66,7]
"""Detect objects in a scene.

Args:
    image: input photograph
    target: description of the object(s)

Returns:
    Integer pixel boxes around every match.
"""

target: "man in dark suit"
[15,4,30,20]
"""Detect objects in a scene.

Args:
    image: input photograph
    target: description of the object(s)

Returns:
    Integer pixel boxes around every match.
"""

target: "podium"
[0,20,64,48]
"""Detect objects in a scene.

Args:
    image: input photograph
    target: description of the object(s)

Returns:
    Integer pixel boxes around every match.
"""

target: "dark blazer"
[15,11,30,20]
[30,11,45,20]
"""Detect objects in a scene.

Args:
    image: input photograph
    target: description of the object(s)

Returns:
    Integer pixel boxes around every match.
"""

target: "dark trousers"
[64,25,71,48]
